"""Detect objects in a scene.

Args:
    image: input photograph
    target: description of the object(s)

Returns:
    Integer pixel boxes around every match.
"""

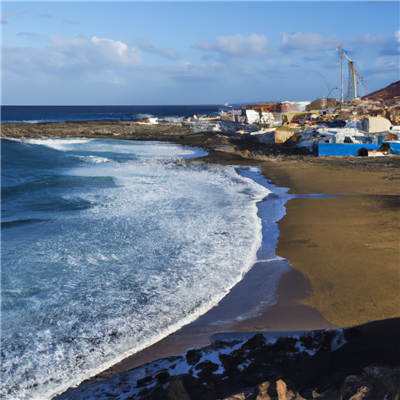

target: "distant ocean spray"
[1,129,272,399]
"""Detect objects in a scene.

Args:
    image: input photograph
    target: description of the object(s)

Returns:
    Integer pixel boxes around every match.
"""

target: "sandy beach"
[270,163,399,328]
[2,121,399,396]
[201,149,399,329]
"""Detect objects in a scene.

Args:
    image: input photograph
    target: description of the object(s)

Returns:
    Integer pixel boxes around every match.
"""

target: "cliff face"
[362,81,400,101]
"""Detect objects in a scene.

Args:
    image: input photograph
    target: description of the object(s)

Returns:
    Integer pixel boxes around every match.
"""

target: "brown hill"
[362,80,400,101]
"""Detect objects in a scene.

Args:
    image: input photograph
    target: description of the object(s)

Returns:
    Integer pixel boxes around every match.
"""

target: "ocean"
[1,106,287,399]
[1,105,225,124]
[0,106,294,400]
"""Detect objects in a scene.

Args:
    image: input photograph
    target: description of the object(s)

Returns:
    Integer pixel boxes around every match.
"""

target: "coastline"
[96,163,338,379]
[104,148,398,375]
[1,121,399,398]
[58,146,399,398]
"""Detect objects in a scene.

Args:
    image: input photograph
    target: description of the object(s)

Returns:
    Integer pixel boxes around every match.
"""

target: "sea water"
[1,105,223,124]
[1,138,270,400]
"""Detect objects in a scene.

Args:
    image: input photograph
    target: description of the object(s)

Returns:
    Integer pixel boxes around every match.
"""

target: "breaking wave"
[1,138,269,400]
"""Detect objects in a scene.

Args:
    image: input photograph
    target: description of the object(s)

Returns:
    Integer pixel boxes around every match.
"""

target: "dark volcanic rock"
[53,319,400,400]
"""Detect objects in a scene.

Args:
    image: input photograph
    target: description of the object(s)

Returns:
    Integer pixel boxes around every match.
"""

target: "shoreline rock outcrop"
[54,318,400,400]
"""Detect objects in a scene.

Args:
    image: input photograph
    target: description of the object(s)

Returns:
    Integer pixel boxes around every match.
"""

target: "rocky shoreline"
[2,119,400,170]
[55,318,399,400]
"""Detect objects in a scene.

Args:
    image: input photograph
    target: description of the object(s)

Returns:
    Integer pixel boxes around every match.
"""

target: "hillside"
[362,80,400,101]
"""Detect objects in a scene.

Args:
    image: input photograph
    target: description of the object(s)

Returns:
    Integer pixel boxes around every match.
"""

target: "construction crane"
[339,45,368,101]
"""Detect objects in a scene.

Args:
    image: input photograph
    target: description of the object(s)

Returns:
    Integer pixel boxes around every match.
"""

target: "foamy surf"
[23,138,96,151]
[1,138,273,400]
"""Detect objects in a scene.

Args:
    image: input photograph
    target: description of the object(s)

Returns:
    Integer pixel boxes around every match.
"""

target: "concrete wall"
[361,117,391,133]
[305,98,340,111]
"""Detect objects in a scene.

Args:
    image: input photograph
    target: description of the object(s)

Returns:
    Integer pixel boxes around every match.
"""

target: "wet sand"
[263,159,400,328]
[205,150,399,328]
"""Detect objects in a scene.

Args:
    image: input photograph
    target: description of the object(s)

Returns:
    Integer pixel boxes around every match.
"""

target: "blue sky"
[2,1,399,105]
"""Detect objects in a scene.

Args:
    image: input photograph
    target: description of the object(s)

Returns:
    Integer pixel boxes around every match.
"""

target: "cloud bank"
[48,35,143,69]
[281,32,340,53]
[194,34,271,58]
[3,35,143,80]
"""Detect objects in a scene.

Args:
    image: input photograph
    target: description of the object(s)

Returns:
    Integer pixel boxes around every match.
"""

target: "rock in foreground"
[55,318,399,400]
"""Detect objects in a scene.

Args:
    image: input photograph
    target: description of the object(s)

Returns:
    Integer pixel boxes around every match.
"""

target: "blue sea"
[1,105,226,124]
[1,106,286,400]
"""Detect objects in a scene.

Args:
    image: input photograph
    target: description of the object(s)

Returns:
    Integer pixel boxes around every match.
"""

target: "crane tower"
[339,46,369,101]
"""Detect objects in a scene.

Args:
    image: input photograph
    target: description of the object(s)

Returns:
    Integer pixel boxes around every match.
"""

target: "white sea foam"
[163,116,185,124]
[6,120,49,124]
[24,138,95,151]
[73,155,111,163]
[294,101,310,111]
[134,113,153,120]
[1,140,270,400]
[25,138,203,159]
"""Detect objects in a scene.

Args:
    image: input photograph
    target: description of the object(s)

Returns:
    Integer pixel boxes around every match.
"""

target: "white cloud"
[49,35,143,68]
[347,33,385,48]
[369,55,400,80]
[2,35,143,82]
[133,38,180,60]
[194,34,271,58]
[346,32,396,55]
[2,46,61,75]
[374,55,399,70]
[395,31,400,53]
[345,31,399,56]
[281,32,340,53]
